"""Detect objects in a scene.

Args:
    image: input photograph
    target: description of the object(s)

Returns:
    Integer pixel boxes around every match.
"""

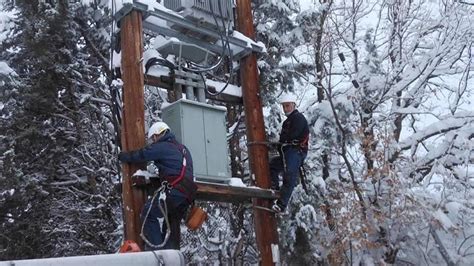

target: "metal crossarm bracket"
[113,3,146,23]
[114,2,264,61]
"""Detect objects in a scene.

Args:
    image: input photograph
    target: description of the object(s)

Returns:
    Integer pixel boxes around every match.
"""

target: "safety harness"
[299,133,309,152]
[141,141,197,249]
[162,142,197,203]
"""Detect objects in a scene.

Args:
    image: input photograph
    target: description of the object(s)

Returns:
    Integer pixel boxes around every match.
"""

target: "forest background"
[0,0,473,265]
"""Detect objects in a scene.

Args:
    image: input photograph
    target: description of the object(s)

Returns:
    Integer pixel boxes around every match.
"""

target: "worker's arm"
[118,143,162,163]
[118,149,146,163]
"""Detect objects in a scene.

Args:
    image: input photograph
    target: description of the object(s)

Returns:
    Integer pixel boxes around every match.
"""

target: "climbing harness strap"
[247,140,307,175]
[174,177,197,202]
[163,142,197,202]
[299,133,309,151]
[167,151,187,187]
[247,138,308,150]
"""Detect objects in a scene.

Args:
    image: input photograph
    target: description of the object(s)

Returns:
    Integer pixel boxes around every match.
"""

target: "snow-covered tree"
[1,0,472,264]
[274,0,474,264]
[254,0,307,99]
[0,0,120,259]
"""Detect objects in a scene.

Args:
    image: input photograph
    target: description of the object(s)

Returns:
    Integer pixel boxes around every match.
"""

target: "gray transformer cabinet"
[162,99,231,183]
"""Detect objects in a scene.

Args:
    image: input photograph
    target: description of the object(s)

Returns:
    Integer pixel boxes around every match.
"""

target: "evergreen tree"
[0,0,120,259]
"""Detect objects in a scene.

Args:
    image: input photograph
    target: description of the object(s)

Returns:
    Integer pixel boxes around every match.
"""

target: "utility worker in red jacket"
[270,93,309,213]
[118,122,197,250]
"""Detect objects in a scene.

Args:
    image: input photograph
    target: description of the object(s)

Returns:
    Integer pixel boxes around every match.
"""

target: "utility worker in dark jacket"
[118,122,197,250]
[270,93,309,213]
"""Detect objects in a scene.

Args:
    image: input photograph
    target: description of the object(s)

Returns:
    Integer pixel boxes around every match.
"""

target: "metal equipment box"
[162,99,231,183]
[163,0,234,32]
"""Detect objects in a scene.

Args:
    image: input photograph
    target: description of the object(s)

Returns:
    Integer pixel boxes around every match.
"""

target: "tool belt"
[131,175,196,202]
[163,175,197,203]
[281,133,309,152]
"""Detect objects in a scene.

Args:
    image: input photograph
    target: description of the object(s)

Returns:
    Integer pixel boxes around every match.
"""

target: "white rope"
[140,182,172,249]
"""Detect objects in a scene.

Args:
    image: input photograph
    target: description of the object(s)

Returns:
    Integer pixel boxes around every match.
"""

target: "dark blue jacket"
[280,109,309,152]
[119,131,194,179]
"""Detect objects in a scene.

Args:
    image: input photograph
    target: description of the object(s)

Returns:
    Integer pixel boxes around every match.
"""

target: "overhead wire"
[204,0,235,96]
[144,56,176,103]
[329,34,360,89]
[108,0,124,186]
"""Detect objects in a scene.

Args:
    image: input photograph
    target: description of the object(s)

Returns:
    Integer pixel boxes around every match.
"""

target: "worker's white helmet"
[147,121,170,139]
[279,93,297,104]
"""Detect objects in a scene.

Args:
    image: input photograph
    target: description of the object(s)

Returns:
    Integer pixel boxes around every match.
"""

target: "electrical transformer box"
[162,0,234,32]
[162,99,231,183]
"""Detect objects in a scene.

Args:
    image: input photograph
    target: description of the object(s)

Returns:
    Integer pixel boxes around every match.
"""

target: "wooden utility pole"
[235,0,279,265]
[120,10,147,248]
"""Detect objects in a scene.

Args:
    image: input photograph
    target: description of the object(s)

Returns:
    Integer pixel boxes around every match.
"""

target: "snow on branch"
[0,61,17,79]
[430,224,456,266]
[456,0,474,6]
[399,115,474,151]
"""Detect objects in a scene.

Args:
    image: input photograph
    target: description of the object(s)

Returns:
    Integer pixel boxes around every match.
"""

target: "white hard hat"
[279,93,297,104]
[147,121,170,139]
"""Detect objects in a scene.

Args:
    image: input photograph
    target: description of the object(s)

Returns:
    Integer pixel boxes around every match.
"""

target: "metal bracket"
[113,3,148,25]
[175,78,205,89]
[113,2,263,61]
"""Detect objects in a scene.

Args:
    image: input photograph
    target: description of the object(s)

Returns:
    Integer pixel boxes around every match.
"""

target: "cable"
[180,0,229,73]
[198,72,209,94]
[109,0,116,74]
[144,56,177,103]
[145,57,176,74]
[108,0,124,187]
[154,0,235,96]
[337,52,360,88]
[203,0,235,96]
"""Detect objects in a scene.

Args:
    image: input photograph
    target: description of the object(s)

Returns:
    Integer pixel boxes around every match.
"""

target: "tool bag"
[185,205,207,231]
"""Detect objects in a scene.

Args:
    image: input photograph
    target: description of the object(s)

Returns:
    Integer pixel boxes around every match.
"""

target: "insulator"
[338,53,345,62]
[351,80,360,88]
